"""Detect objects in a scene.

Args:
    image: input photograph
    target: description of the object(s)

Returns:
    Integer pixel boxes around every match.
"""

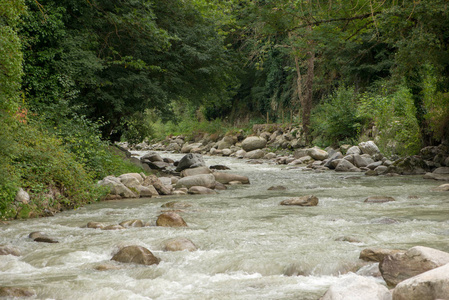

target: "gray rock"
[15,188,30,204]
[294,149,309,159]
[146,161,170,171]
[353,154,370,168]
[335,159,359,172]
[175,154,206,172]
[180,142,202,153]
[320,274,391,300]
[140,152,163,162]
[392,263,449,300]
[264,152,277,160]
[213,172,250,184]
[244,149,265,159]
[136,185,159,197]
[375,165,388,175]
[324,152,343,169]
[359,141,380,156]
[433,183,449,191]
[161,201,192,209]
[111,245,160,265]
[379,246,449,287]
[143,175,171,195]
[367,161,383,170]
[102,225,125,230]
[222,148,232,156]
[175,174,216,189]
[433,167,449,174]
[180,166,211,177]
[346,146,362,155]
[119,174,142,189]
[268,185,287,191]
[98,176,137,198]
[307,147,329,160]
[188,186,216,194]
[423,173,449,181]
[280,195,318,206]
[235,149,246,158]
[359,248,405,262]
[241,136,267,152]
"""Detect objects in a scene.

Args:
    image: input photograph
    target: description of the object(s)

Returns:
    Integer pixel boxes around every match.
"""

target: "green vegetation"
[1,0,449,219]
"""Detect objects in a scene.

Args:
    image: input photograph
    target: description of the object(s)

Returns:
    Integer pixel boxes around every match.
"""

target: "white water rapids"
[1,152,448,299]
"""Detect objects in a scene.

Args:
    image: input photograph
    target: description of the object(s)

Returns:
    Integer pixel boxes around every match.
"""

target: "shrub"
[311,86,361,147]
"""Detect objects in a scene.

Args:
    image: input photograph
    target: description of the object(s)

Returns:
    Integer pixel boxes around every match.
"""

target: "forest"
[1,0,449,219]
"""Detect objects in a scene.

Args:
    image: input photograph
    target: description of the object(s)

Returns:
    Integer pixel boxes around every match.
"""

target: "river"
[1,152,448,299]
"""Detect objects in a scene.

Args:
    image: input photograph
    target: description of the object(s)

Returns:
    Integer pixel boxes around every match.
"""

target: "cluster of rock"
[321,245,449,300]
[123,124,448,183]
[97,153,250,200]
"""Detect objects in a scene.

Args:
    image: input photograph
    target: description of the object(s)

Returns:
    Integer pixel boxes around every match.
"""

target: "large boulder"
[98,176,137,198]
[163,238,197,252]
[136,185,159,197]
[346,146,362,155]
[245,149,265,159]
[175,174,216,189]
[320,274,391,300]
[140,152,163,162]
[15,188,30,204]
[28,232,58,243]
[335,159,359,172]
[359,141,380,156]
[379,246,449,287]
[213,172,250,184]
[392,263,449,300]
[434,183,449,191]
[180,166,211,177]
[143,175,171,195]
[181,142,202,153]
[307,147,328,160]
[156,212,187,227]
[175,154,206,172]
[386,157,428,175]
[119,173,142,188]
[241,136,267,152]
[280,195,318,206]
[111,245,160,265]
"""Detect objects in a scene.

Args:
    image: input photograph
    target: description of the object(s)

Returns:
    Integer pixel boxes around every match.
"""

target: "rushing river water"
[1,152,448,299]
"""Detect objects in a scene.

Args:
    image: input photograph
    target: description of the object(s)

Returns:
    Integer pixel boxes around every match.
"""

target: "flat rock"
[175,153,206,172]
[111,245,160,265]
[392,263,449,300]
[156,212,187,227]
[364,196,395,203]
[180,166,211,177]
[136,185,159,197]
[188,186,216,194]
[175,174,216,189]
[143,175,171,195]
[213,172,250,184]
[380,246,449,287]
[423,173,449,181]
[28,232,59,243]
[267,185,287,190]
[209,165,231,170]
[161,201,192,209]
[244,149,265,159]
[280,195,318,206]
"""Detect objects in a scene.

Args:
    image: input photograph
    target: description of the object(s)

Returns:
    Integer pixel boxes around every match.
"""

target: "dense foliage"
[1,0,449,219]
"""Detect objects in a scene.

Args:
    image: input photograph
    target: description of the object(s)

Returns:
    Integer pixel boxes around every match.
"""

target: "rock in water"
[212,172,250,184]
[156,212,187,227]
[0,287,36,298]
[28,232,59,243]
[175,174,216,189]
[359,248,405,262]
[280,195,318,206]
[163,238,197,252]
[319,274,391,300]
[379,246,449,286]
[392,263,449,300]
[175,154,206,172]
[0,245,21,256]
[111,245,160,265]
[119,219,144,228]
[188,186,216,194]
[364,196,395,203]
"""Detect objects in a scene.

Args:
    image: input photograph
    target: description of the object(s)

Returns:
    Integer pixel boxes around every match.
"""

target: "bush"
[0,114,107,220]
[357,83,421,156]
[311,86,361,147]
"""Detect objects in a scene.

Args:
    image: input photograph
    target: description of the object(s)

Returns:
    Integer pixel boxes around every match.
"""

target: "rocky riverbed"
[2,147,449,299]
